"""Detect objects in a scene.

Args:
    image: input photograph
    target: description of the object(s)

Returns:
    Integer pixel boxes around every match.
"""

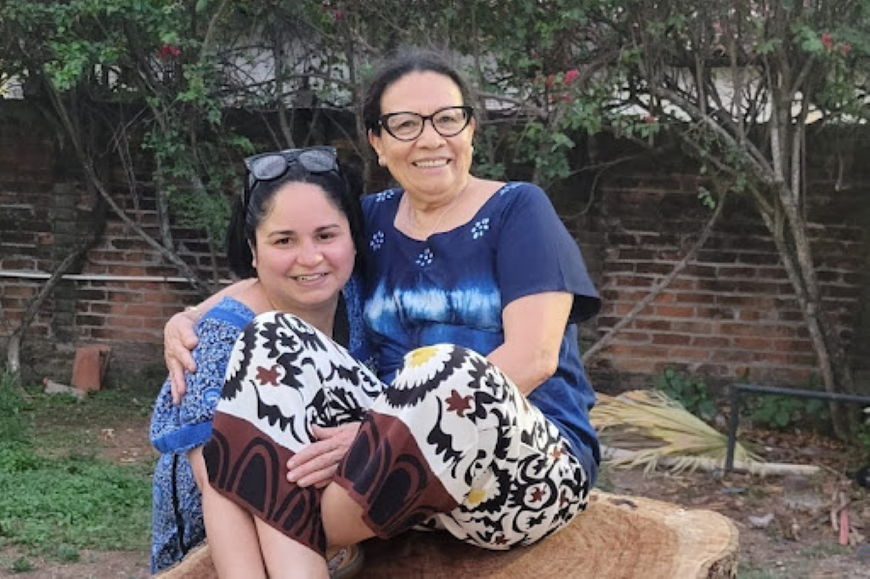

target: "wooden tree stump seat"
[156,490,739,579]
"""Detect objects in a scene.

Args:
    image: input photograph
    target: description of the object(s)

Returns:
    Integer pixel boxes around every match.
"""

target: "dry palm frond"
[591,389,762,474]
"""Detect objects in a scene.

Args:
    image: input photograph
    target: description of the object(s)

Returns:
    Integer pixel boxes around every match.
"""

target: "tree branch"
[42,73,211,294]
[584,189,729,363]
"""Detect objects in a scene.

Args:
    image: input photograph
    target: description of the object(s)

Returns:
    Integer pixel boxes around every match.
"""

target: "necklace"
[407,180,471,241]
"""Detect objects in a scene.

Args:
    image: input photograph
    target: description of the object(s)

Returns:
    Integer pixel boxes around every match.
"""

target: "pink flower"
[564,69,580,85]
[643,115,657,124]
[158,44,181,59]
[841,43,852,54]
[821,33,834,50]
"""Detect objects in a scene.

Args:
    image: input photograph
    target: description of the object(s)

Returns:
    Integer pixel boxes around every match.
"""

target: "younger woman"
[149,147,368,574]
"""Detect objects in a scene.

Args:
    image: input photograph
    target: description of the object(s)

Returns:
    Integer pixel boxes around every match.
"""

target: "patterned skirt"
[203,312,590,557]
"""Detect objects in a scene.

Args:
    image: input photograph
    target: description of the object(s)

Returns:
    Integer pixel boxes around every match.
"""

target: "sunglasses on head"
[242,146,340,208]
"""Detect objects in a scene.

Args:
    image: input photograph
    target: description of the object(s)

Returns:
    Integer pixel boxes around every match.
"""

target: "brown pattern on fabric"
[204,413,327,556]
[335,411,459,539]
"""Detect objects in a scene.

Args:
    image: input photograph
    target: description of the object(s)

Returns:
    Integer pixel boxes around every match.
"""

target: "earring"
[470,145,475,155]
[378,157,386,167]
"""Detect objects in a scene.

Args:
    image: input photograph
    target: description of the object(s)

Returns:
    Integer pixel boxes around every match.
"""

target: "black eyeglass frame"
[377,105,474,142]
[242,146,340,208]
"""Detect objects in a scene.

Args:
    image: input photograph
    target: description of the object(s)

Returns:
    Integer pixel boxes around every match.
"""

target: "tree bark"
[6,238,94,376]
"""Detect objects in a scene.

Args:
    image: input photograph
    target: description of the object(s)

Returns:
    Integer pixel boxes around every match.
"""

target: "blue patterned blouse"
[361,182,601,483]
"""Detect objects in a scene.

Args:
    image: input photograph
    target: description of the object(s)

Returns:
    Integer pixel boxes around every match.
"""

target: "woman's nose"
[298,241,324,265]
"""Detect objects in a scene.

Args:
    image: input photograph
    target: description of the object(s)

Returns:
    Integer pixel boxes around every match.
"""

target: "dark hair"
[363,48,475,136]
[226,161,365,278]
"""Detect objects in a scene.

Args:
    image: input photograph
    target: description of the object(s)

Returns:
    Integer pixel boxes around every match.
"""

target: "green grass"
[0,373,153,565]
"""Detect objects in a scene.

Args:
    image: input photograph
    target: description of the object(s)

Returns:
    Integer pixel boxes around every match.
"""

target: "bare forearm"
[487,292,572,395]
[487,345,557,395]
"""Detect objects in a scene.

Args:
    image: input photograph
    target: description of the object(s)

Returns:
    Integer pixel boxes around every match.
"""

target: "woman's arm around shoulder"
[165,278,256,402]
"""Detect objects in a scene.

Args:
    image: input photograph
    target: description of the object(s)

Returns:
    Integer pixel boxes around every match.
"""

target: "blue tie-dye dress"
[361,181,602,484]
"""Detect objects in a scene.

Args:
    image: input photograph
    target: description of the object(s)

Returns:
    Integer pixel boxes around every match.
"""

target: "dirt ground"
[3,416,869,578]
[600,426,870,578]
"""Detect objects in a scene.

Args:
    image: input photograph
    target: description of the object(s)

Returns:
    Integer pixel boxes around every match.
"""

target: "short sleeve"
[495,183,600,323]
[150,299,252,454]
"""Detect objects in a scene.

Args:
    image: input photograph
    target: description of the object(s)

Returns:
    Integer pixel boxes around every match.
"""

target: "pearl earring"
[378,157,386,167]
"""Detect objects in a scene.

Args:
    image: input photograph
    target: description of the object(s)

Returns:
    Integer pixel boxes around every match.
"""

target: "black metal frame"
[725,383,870,472]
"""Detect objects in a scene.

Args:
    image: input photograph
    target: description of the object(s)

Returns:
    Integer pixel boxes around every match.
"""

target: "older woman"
[166,49,600,578]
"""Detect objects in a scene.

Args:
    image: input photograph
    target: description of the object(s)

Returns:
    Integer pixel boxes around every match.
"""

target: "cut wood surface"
[155,543,216,579]
[155,490,739,579]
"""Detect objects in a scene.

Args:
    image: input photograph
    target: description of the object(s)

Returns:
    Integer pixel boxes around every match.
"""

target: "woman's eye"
[398,120,418,130]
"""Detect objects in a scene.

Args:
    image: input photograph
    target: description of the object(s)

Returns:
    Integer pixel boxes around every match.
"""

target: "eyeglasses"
[242,146,340,208]
[378,105,474,142]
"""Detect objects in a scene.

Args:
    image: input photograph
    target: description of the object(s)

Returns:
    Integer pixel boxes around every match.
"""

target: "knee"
[391,344,512,407]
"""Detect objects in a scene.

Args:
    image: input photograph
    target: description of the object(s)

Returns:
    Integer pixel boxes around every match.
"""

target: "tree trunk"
[751,184,857,439]
[6,238,94,376]
[156,491,739,579]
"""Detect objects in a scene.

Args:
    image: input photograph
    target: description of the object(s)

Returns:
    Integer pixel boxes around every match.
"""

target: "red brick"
[671,292,713,304]
[691,336,731,348]
[635,263,674,276]
[652,293,678,304]
[773,339,813,352]
[738,310,777,322]
[107,316,144,329]
[613,331,651,343]
[602,290,649,302]
[667,347,712,361]
[733,337,774,350]
[618,248,657,261]
[2,284,37,297]
[651,333,692,346]
[607,344,669,358]
[610,358,660,374]
[634,319,674,332]
[670,321,714,334]
[123,304,165,317]
[70,345,111,392]
[653,305,695,318]
[720,323,790,338]
[694,306,735,320]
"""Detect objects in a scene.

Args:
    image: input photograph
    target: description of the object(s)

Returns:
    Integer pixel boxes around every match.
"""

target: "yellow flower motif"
[466,488,486,505]
[406,346,440,368]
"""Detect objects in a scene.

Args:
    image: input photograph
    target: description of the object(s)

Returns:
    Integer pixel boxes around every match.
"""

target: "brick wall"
[574,135,869,391]
[0,101,228,384]
[2,101,869,393]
